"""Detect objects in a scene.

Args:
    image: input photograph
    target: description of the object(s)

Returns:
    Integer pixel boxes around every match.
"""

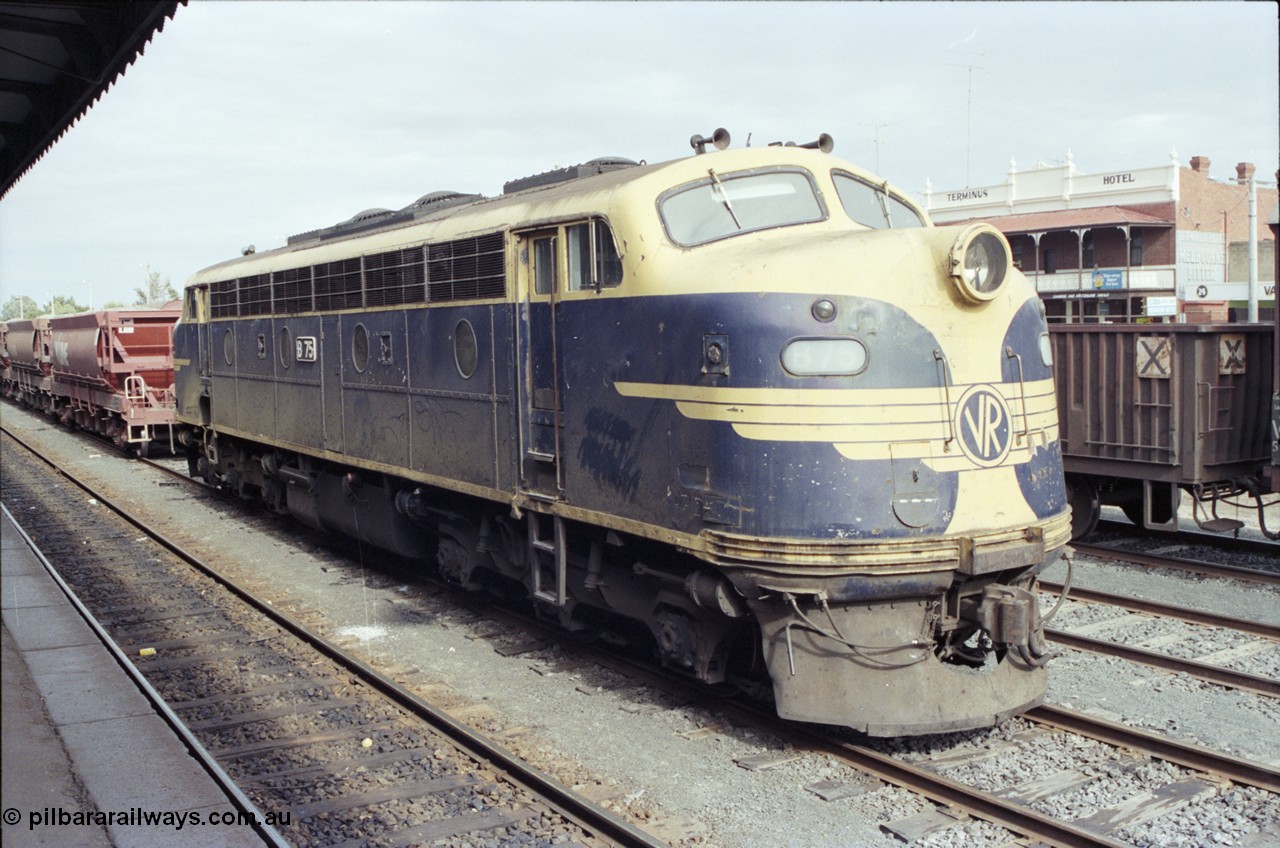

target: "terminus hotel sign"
[942,170,1145,205]
[925,152,1178,218]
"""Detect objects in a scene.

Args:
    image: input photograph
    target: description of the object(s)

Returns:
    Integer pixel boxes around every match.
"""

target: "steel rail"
[779,723,1130,848]
[0,502,290,848]
[2,425,666,848]
[1072,541,1280,587]
[1039,581,1280,640]
[1046,628,1280,698]
[1026,704,1280,793]
[1094,519,1280,558]
[13,417,1275,848]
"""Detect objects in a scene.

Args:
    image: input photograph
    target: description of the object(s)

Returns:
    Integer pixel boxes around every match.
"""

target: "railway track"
[416,580,1280,848]
[1037,581,1280,698]
[5,408,1279,847]
[0,425,664,848]
[1079,520,1280,586]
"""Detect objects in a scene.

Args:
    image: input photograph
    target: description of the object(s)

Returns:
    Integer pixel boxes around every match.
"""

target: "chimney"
[1190,155,1211,175]
[1236,162,1256,184]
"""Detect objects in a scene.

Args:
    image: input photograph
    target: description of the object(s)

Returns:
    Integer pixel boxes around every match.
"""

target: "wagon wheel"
[1120,486,1174,528]
[1065,476,1100,540]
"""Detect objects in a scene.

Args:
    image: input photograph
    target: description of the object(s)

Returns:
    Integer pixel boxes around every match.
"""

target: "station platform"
[1,506,267,847]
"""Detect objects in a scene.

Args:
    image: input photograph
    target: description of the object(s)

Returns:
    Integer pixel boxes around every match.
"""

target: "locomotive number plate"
[295,336,317,362]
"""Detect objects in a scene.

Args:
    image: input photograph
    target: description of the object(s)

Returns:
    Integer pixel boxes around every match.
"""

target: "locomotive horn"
[798,133,835,153]
[690,127,731,155]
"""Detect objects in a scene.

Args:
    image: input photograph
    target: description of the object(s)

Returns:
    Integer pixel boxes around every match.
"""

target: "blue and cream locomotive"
[173,130,1070,735]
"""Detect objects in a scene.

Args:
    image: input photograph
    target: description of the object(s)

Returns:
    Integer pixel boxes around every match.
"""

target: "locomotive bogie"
[173,141,1070,735]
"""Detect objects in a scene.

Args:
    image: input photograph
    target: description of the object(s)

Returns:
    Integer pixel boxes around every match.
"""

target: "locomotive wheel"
[1065,476,1100,539]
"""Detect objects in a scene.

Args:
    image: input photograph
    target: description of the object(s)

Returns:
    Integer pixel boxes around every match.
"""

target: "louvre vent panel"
[365,247,426,307]
[272,267,313,314]
[237,273,272,316]
[314,258,363,311]
[210,279,238,318]
[202,231,505,317]
[427,233,506,302]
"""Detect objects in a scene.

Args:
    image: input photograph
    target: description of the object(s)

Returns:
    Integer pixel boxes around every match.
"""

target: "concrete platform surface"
[2,507,268,847]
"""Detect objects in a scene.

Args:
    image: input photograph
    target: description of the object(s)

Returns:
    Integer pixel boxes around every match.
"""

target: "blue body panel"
[177,289,1060,542]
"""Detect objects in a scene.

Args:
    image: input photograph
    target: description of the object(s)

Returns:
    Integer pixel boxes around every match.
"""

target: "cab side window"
[832,172,924,229]
[567,220,623,291]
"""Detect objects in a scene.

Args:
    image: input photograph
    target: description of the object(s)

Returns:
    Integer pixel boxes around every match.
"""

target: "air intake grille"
[427,233,506,302]
[314,258,362,311]
[365,248,425,307]
[238,274,272,316]
[203,231,506,317]
[273,267,312,314]
[210,279,237,318]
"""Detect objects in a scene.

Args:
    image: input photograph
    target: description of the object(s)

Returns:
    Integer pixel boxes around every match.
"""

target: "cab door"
[517,230,562,498]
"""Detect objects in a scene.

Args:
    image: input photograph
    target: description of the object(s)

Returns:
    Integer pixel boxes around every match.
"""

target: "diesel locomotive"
[172,131,1071,736]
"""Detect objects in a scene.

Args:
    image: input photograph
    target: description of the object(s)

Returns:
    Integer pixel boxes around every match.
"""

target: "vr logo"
[954,385,1012,467]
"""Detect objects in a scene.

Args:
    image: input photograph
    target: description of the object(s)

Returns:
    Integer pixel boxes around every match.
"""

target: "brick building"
[925,152,1277,323]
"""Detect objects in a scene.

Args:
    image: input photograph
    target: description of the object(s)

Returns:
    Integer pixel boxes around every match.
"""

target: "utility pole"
[1247,173,1258,322]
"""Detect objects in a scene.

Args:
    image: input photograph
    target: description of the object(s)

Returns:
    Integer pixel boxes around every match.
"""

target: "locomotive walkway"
[0,506,268,848]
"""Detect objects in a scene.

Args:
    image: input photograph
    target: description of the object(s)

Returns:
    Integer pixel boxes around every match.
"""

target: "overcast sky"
[1,0,1276,310]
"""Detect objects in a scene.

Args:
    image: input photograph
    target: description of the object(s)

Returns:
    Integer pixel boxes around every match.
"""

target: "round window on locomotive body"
[279,327,292,369]
[352,323,369,373]
[781,337,868,377]
[948,224,1012,304]
[454,319,478,379]
[222,329,234,366]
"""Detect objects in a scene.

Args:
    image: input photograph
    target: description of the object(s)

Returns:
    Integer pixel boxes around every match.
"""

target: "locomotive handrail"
[1004,346,1032,442]
[933,348,956,450]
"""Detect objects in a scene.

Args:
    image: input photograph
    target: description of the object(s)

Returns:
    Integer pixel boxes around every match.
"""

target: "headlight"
[1039,332,1053,367]
[781,337,868,376]
[949,224,1011,304]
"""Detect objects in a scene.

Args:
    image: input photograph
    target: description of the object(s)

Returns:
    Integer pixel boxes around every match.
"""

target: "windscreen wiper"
[707,168,742,230]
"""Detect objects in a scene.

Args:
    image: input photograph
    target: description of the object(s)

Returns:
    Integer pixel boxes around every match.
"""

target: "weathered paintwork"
[174,142,1070,734]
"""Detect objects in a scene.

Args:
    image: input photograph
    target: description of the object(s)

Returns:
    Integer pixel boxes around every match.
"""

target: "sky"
[1,0,1276,311]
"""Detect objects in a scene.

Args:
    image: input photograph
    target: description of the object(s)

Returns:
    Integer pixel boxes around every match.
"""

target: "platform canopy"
[0,1,182,199]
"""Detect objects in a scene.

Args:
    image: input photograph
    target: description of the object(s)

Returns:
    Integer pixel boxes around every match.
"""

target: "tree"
[44,295,88,315]
[135,265,179,305]
[1,295,40,320]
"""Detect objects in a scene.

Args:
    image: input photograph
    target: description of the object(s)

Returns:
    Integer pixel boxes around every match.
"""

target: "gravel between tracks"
[4,406,1279,847]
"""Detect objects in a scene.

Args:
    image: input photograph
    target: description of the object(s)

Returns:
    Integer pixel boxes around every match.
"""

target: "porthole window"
[454,319,478,379]
[223,329,235,366]
[279,327,292,369]
[352,323,369,373]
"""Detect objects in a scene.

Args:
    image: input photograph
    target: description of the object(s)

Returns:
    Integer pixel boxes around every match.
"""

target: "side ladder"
[527,512,567,606]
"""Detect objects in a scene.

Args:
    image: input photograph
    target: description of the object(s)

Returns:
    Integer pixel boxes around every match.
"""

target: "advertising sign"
[1091,269,1124,290]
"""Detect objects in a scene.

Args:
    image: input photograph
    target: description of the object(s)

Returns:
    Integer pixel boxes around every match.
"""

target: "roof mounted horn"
[797,133,835,153]
[690,128,731,155]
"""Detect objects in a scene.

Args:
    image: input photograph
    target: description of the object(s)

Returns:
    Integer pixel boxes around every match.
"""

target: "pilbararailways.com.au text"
[5,806,291,831]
